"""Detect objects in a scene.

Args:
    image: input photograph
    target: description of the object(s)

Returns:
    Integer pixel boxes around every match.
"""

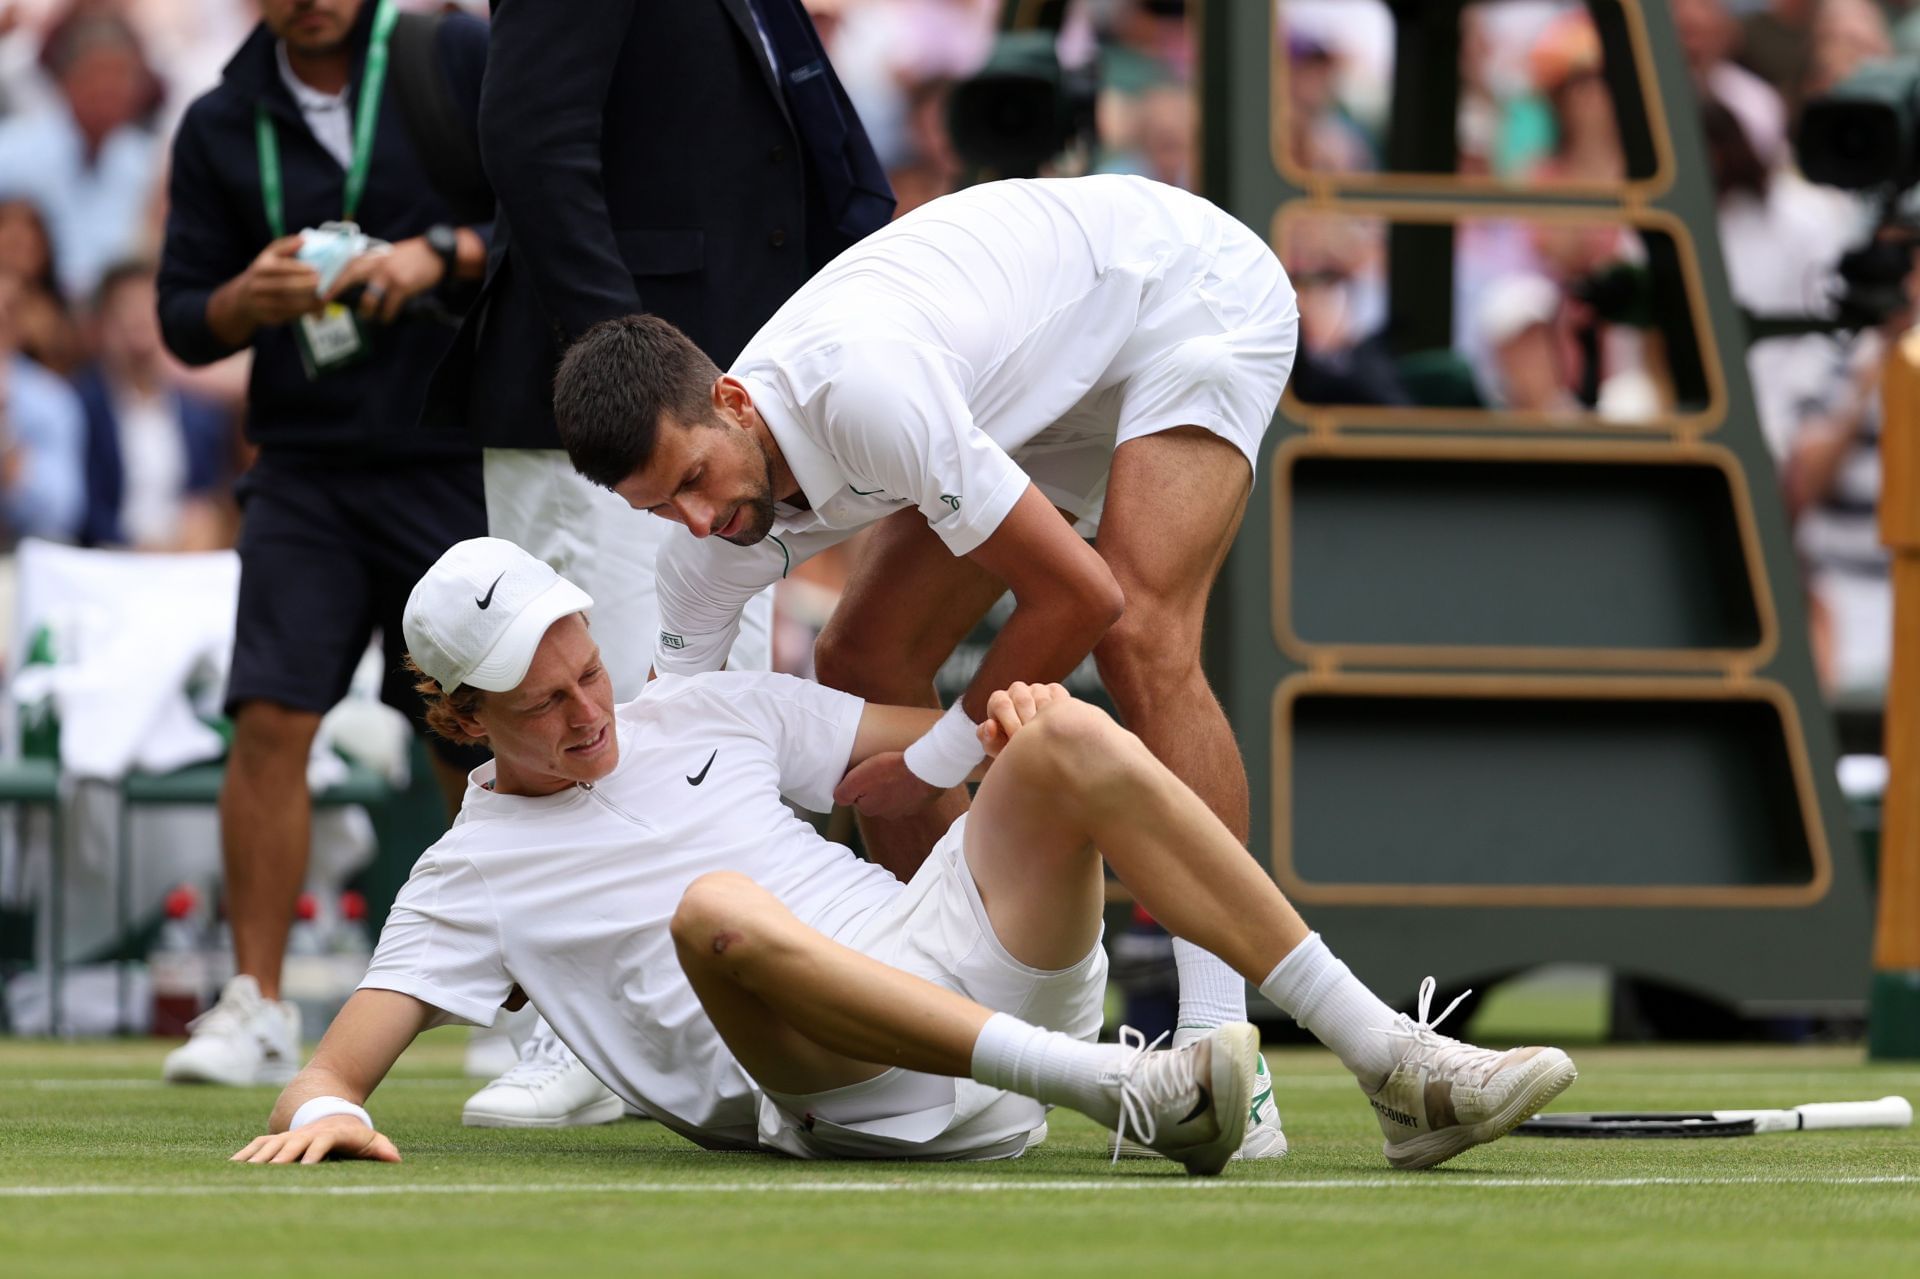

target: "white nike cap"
[403,537,594,693]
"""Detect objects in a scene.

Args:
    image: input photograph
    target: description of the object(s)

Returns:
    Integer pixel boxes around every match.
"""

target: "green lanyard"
[254,0,400,239]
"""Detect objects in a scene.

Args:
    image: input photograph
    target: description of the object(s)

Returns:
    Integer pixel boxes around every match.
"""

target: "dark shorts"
[227,453,489,766]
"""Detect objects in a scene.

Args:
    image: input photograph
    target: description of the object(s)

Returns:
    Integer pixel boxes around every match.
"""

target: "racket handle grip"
[1794,1097,1913,1130]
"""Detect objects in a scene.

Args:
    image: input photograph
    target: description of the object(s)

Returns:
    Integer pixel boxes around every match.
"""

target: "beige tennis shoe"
[1365,977,1577,1170]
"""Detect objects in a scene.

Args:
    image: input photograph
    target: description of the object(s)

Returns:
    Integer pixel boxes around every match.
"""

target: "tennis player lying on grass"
[234,538,1576,1174]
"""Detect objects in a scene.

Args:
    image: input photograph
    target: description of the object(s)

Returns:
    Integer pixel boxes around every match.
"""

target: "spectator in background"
[0,197,81,375]
[1524,9,1623,185]
[1477,274,1580,414]
[888,75,962,217]
[1786,321,1895,697]
[1131,82,1195,190]
[1672,0,1787,173]
[1740,0,1816,121]
[1283,30,1375,173]
[0,270,85,545]
[1806,0,1892,101]
[1702,92,1856,458]
[76,260,231,550]
[0,5,162,300]
[155,0,495,1089]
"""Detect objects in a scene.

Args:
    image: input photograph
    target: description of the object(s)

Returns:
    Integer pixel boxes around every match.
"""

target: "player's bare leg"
[221,701,325,998]
[669,870,1254,1172]
[813,508,1006,879]
[1091,427,1261,1064]
[164,700,313,1085]
[1093,427,1253,846]
[967,689,1577,1169]
[964,695,1304,979]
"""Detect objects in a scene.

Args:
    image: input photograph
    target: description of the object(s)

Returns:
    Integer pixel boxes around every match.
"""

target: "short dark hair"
[554,315,723,490]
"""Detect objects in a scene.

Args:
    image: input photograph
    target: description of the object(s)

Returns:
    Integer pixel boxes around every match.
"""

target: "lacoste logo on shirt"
[475,573,504,609]
[687,750,717,785]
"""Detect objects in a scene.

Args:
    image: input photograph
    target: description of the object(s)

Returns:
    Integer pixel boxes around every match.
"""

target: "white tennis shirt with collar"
[356,670,897,1149]
[651,174,1241,675]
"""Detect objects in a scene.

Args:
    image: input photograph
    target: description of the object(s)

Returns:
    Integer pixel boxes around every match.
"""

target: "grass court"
[4,989,1916,1279]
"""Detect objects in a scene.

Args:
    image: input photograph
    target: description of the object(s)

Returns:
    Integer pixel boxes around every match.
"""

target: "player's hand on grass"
[833,751,943,816]
[976,682,1073,758]
[231,1116,401,1165]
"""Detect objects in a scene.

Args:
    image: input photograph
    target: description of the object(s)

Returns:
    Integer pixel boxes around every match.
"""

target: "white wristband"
[290,1096,373,1132]
[902,701,986,789]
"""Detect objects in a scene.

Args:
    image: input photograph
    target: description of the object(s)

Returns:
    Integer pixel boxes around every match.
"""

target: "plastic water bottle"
[19,624,61,760]
[281,893,334,1042]
[149,885,209,1037]
[332,890,374,996]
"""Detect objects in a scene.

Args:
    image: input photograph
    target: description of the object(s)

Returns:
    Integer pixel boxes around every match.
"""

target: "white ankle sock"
[1170,940,1248,1049]
[969,1012,1129,1128]
[1258,932,1401,1091]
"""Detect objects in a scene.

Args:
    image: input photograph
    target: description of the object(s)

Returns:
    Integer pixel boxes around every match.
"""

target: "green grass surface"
[2,1030,1916,1278]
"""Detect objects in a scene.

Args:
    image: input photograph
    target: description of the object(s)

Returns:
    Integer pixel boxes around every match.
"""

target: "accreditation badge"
[295,303,369,379]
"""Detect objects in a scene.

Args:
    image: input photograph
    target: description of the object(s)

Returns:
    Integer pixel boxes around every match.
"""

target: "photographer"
[154,0,491,1087]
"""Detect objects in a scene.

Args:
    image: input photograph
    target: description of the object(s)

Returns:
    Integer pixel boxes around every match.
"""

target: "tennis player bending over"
[234,538,1576,1173]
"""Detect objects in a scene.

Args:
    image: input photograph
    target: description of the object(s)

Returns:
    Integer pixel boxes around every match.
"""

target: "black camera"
[1800,58,1920,191]
[946,31,1097,179]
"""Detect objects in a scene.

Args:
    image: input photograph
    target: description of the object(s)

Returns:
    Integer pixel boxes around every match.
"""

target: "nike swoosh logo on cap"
[476,573,504,610]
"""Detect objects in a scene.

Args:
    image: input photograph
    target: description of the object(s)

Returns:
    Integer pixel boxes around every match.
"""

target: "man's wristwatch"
[425,223,460,283]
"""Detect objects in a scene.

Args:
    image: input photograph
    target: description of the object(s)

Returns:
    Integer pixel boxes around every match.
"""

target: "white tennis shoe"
[1365,977,1577,1170]
[462,1019,624,1128]
[1104,1022,1258,1175]
[1116,1042,1288,1161]
[1235,1053,1290,1159]
[162,975,301,1087]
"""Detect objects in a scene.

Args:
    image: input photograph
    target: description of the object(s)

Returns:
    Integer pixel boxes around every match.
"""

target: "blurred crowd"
[0,0,1909,697]
[0,0,1199,667]
[1281,0,1918,696]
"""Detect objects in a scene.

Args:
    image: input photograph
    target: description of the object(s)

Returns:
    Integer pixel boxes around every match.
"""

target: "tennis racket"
[1515,1096,1913,1138]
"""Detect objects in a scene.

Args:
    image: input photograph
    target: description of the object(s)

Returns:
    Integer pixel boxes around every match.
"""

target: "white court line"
[8,1078,455,1090]
[0,1175,1912,1198]
[12,1072,1920,1092]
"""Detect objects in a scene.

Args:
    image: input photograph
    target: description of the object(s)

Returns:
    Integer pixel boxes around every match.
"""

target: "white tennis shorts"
[756,813,1108,1161]
[1017,218,1299,534]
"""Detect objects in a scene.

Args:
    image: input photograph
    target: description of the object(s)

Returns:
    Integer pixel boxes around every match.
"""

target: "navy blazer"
[426,0,893,450]
[156,4,491,459]
[75,367,232,548]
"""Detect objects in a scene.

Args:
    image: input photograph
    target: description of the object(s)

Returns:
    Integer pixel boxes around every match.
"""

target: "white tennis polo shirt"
[357,671,898,1149]
[652,174,1249,675]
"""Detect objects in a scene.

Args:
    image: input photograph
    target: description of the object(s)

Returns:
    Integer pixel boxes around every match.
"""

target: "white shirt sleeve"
[653,530,787,675]
[816,341,1030,558]
[357,846,513,1027]
[662,671,865,812]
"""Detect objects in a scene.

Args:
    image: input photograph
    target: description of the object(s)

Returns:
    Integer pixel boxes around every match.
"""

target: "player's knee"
[671,872,769,963]
[812,628,931,700]
[1013,700,1136,800]
[1094,607,1202,701]
[227,701,322,765]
